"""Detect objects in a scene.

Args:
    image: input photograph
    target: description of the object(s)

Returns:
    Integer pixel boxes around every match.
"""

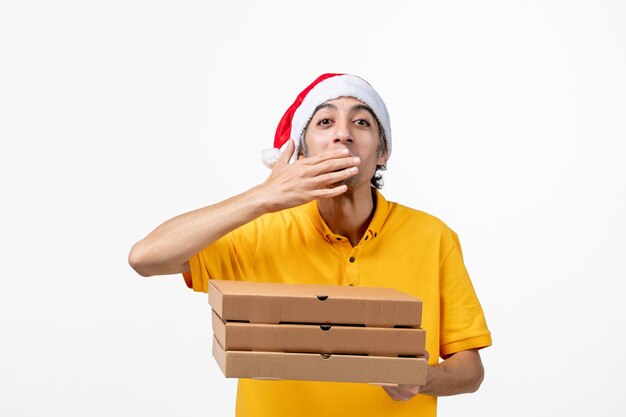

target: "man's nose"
[333,119,353,144]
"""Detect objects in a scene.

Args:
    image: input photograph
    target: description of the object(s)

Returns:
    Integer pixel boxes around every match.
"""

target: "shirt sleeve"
[439,229,492,357]
[183,219,260,293]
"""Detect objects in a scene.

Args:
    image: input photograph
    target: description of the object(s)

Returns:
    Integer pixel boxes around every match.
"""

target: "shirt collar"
[367,188,390,239]
[303,188,390,242]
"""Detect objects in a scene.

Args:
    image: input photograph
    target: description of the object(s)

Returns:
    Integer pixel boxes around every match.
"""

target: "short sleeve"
[183,219,260,293]
[439,230,492,357]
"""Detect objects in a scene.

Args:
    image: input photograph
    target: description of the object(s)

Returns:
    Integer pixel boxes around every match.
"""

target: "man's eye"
[318,118,332,126]
[355,119,370,127]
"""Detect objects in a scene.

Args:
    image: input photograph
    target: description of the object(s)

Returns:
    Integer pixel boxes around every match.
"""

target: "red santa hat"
[262,73,392,168]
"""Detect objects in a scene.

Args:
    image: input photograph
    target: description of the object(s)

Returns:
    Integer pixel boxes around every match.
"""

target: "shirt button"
[349,256,355,263]
[364,235,369,241]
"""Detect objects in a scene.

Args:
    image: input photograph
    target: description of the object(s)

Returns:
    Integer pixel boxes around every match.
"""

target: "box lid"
[209,280,422,327]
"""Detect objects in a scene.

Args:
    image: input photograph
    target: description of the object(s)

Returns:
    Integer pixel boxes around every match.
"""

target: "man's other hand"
[382,350,484,400]
[382,384,422,401]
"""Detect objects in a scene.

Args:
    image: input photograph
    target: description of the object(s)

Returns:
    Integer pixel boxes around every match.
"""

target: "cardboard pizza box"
[208,280,422,327]
[211,309,426,357]
[212,336,427,386]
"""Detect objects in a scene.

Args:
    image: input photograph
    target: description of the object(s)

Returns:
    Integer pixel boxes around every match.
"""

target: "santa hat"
[262,73,392,168]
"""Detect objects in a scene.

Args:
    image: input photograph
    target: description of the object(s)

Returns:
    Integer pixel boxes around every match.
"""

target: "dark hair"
[298,113,388,189]
[371,128,387,189]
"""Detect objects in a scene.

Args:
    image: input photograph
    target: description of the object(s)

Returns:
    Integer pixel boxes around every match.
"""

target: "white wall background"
[1,1,625,415]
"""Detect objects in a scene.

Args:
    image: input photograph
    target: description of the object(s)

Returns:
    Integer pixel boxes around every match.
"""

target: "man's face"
[302,97,387,189]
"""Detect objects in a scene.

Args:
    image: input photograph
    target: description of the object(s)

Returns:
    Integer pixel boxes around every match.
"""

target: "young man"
[129,73,492,417]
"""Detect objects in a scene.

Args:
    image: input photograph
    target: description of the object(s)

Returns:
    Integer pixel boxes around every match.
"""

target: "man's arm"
[382,349,485,401]
[128,141,361,277]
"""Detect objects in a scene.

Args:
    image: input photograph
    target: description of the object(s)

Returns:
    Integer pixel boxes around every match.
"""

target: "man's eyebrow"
[312,103,337,114]
[351,104,376,117]
[311,102,375,116]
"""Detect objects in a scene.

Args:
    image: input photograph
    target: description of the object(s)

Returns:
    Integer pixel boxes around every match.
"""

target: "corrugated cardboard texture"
[212,310,426,357]
[212,337,427,385]
[209,280,422,327]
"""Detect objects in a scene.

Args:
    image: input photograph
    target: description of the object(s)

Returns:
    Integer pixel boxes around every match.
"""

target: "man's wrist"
[244,184,277,215]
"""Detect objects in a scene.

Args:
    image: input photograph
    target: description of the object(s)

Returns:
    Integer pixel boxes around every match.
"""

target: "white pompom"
[261,148,281,169]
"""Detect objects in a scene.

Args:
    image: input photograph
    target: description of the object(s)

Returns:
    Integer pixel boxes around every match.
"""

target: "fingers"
[275,139,295,168]
[260,145,361,210]
[286,148,360,190]
[382,386,410,401]
[382,385,421,401]
[313,166,358,188]
[311,184,348,199]
[279,145,359,176]
[300,147,353,166]
[311,155,360,176]
[297,159,358,198]
[295,150,360,182]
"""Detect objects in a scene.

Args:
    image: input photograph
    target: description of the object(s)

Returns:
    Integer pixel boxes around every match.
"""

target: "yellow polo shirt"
[185,190,492,417]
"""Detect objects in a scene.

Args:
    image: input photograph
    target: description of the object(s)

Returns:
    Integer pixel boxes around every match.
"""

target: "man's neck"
[317,185,376,247]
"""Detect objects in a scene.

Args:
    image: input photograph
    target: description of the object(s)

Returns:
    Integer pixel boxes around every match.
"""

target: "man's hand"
[129,139,360,277]
[382,384,422,401]
[255,140,361,212]
[382,350,484,401]
[382,350,428,401]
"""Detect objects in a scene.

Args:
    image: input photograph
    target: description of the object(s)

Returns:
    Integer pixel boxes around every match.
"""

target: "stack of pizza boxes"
[209,280,427,385]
